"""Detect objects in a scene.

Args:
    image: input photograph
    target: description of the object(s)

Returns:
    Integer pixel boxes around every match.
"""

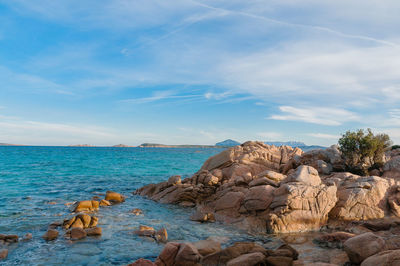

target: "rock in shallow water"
[105,191,125,204]
[72,200,99,212]
[0,234,18,243]
[66,227,87,240]
[42,229,59,241]
[63,214,98,229]
[85,227,102,236]
[0,249,8,260]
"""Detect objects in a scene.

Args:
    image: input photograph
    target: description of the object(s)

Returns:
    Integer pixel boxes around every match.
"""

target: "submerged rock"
[0,234,18,243]
[131,208,143,215]
[314,232,356,249]
[22,233,32,241]
[0,249,8,260]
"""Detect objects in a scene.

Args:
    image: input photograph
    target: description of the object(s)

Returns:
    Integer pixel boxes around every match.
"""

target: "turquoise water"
[0,146,263,265]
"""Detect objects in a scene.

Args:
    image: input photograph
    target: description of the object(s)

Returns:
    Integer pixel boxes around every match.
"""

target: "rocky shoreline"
[2,141,400,265]
[133,141,400,265]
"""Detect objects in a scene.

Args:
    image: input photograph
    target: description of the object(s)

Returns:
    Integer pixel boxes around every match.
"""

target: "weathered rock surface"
[127,258,156,266]
[192,239,221,256]
[291,145,343,174]
[343,232,386,264]
[383,156,400,179]
[226,252,266,266]
[361,250,400,266]
[63,214,98,229]
[155,242,180,266]
[330,175,389,221]
[154,240,298,266]
[267,177,337,233]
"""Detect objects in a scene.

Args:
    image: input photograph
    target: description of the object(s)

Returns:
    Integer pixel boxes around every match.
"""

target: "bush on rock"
[338,128,392,175]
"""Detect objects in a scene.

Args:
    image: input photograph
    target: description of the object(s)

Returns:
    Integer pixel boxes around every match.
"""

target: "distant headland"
[1,140,327,151]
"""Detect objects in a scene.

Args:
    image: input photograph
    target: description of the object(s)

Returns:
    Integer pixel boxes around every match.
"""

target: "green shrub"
[393,145,400,150]
[338,129,392,175]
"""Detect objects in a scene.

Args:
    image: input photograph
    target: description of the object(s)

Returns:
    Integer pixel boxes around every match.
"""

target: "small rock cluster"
[42,190,125,242]
[128,239,298,266]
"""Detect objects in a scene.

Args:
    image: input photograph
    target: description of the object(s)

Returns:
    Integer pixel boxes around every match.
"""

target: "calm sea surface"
[0,146,264,265]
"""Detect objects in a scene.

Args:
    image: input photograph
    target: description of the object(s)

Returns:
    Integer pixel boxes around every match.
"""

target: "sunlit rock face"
[136,141,400,234]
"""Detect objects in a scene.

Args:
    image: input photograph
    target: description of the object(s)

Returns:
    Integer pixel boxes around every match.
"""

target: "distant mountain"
[264,141,306,147]
[215,139,241,147]
[297,145,326,152]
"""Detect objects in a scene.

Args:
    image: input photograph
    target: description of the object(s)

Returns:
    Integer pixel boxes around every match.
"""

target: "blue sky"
[0,0,399,146]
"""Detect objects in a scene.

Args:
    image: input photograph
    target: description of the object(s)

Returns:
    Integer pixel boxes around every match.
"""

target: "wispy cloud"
[120,90,204,104]
[307,133,340,140]
[191,0,399,47]
[256,131,282,140]
[269,106,359,126]
[0,116,115,145]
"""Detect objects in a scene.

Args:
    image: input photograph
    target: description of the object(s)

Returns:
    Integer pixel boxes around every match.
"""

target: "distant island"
[138,143,219,148]
[0,143,22,146]
[112,144,135,147]
[1,140,326,151]
[215,139,241,147]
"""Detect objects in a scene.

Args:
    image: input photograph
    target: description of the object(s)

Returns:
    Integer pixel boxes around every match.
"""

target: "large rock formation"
[135,141,400,234]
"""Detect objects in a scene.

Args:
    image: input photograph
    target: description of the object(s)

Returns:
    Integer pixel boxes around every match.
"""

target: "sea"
[0,146,266,265]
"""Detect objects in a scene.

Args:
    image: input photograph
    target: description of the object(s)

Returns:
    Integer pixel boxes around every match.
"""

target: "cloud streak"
[270,106,359,126]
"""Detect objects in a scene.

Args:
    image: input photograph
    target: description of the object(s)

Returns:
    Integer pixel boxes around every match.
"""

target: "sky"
[0,0,399,146]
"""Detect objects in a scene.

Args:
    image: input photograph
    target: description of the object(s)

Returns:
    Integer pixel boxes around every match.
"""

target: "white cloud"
[269,106,359,126]
[0,117,115,145]
[256,131,282,140]
[307,133,340,140]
